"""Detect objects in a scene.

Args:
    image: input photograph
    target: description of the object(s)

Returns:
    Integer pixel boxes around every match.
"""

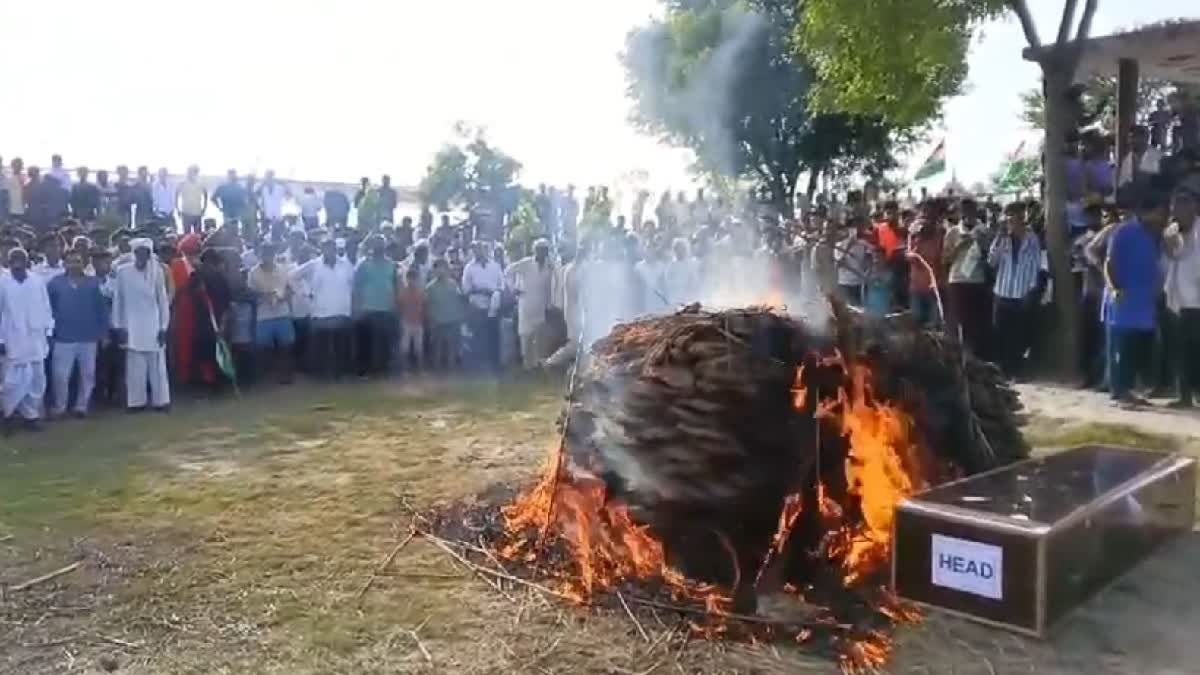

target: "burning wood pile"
[430,301,1027,671]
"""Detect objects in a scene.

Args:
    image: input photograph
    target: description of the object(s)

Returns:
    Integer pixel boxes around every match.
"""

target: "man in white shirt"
[662,238,698,307]
[635,238,669,314]
[1117,125,1163,189]
[299,186,322,229]
[942,199,992,356]
[151,168,175,222]
[32,235,65,284]
[505,239,555,369]
[462,242,505,372]
[111,239,171,412]
[0,248,54,433]
[48,154,71,190]
[258,169,288,227]
[176,165,208,235]
[546,246,584,368]
[291,238,354,378]
[1162,186,1200,407]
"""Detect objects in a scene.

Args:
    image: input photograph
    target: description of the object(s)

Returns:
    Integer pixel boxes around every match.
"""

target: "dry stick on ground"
[404,617,434,664]
[419,530,581,603]
[95,634,143,649]
[355,529,417,602]
[419,532,520,604]
[0,534,13,543]
[9,561,83,592]
[617,591,652,643]
[624,596,853,631]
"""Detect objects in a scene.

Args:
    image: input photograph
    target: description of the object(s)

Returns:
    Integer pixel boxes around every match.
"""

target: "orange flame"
[498,348,934,672]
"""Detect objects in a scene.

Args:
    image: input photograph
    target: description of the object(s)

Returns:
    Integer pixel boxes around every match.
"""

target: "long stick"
[622,595,852,631]
[355,530,416,601]
[9,561,82,592]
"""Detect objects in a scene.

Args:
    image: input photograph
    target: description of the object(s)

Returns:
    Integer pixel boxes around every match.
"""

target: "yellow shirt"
[177,180,206,216]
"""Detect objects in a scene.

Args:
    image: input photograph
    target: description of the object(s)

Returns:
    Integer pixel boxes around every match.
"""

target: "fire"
[828,363,933,583]
[497,348,936,672]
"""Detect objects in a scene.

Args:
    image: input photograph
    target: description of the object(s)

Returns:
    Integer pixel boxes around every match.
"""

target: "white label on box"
[930,534,1003,600]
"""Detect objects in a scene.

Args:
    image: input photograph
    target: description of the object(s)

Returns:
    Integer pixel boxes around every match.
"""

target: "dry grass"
[2,382,1199,675]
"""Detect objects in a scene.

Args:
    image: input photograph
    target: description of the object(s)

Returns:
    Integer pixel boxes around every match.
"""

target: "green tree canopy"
[418,123,523,214]
[797,0,1007,127]
[622,0,911,216]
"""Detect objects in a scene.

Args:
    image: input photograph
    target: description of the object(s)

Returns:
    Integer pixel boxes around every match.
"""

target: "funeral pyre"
[428,301,1027,671]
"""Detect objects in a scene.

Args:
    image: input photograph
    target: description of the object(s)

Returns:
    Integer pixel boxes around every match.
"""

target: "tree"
[621,0,910,217]
[418,123,523,215]
[1019,75,1176,131]
[795,0,1108,379]
[798,0,1008,127]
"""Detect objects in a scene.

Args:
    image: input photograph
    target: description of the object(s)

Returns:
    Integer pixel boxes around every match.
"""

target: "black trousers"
[469,309,501,372]
[1175,309,1200,402]
[993,297,1034,378]
[310,317,351,379]
[356,311,396,375]
[948,283,992,359]
[1079,294,1104,385]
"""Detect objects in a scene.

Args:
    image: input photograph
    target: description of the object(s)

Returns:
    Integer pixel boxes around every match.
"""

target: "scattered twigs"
[419,531,519,604]
[618,591,652,643]
[95,634,143,649]
[0,534,13,543]
[9,561,83,592]
[623,595,852,631]
[355,529,417,602]
[403,617,433,664]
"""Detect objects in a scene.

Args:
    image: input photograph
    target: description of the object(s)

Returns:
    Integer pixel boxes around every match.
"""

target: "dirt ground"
[2,377,1199,675]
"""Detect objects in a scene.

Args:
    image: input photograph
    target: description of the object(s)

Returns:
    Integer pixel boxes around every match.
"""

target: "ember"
[439,302,1027,672]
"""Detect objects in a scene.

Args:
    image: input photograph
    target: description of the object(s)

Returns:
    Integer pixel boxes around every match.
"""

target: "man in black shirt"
[378,175,398,223]
[27,167,69,231]
[70,167,102,222]
[324,189,351,228]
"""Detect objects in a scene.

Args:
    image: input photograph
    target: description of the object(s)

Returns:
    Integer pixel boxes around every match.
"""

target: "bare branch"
[1075,0,1099,43]
[1010,0,1042,49]
[1055,0,1079,45]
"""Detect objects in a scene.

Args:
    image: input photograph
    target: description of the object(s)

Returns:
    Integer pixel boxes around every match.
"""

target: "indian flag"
[913,140,947,181]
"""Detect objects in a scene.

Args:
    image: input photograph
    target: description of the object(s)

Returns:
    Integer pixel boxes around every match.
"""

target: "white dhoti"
[125,350,170,409]
[519,322,546,369]
[2,359,46,420]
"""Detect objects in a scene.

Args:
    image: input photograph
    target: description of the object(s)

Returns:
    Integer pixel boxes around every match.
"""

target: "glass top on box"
[913,446,1168,525]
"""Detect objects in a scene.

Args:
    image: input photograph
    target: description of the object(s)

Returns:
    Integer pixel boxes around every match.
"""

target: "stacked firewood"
[561,302,1027,600]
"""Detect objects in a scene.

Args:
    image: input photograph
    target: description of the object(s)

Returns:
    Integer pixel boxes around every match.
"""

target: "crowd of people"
[0,128,1198,433]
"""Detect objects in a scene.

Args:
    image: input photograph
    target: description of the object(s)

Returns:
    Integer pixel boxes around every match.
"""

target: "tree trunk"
[1041,64,1080,382]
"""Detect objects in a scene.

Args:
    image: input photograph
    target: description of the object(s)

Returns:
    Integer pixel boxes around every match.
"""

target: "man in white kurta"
[505,239,555,369]
[112,239,171,411]
[0,248,54,430]
[546,248,584,368]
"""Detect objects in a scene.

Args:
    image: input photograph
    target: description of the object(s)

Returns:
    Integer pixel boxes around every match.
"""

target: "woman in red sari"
[169,234,202,385]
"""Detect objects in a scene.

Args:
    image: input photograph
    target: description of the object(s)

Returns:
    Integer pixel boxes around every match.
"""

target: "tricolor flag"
[913,140,947,181]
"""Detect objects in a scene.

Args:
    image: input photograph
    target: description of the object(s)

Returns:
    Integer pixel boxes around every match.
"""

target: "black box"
[892,445,1196,636]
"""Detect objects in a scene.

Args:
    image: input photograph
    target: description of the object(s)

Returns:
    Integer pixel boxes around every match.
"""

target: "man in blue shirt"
[212,170,248,225]
[1103,190,1170,407]
[47,250,110,417]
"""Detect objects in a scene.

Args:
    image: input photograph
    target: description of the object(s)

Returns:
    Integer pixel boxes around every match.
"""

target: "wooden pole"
[1115,58,1140,194]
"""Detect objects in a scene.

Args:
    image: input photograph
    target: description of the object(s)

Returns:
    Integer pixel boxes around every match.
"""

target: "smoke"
[624,6,769,179]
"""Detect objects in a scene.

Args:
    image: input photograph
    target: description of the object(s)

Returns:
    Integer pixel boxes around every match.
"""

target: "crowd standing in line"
[0,129,1198,433]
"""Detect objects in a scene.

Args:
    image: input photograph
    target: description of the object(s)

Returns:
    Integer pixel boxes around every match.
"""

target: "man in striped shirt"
[987,202,1046,379]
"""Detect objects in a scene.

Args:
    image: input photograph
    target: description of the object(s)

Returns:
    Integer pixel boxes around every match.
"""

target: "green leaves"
[797,0,1007,128]
[622,0,913,213]
[418,124,523,214]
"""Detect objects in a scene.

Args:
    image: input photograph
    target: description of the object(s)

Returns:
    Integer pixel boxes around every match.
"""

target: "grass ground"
[2,378,1199,674]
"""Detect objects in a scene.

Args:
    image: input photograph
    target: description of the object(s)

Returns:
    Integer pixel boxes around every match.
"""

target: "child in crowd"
[425,259,465,372]
[396,267,426,372]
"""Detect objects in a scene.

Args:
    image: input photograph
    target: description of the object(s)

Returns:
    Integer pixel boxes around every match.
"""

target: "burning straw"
[429,300,1026,672]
